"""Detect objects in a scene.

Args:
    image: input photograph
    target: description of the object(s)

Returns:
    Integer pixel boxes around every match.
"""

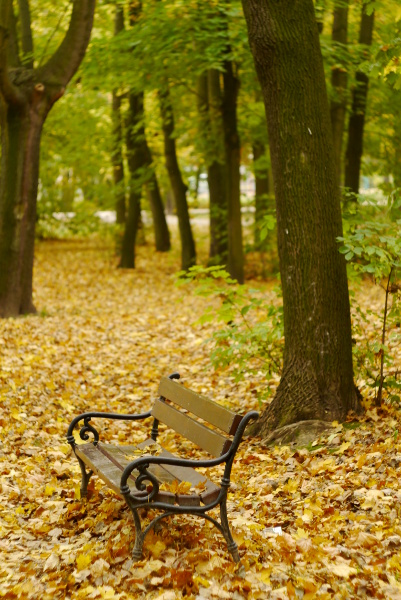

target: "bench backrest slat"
[158,376,242,436]
[151,398,231,457]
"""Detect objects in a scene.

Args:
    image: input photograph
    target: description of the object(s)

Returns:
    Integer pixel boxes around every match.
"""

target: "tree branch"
[17,0,33,68]
[0,0,24,104]
[38,0,96,88]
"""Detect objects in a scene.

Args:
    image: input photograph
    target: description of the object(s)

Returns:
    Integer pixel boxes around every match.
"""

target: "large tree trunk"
[241,0,361,436]
[330,0,349,187]
[344,6,374,195]
[160,85,196,271]
[222,59,244,284]
[0,0,96,318]
[0,98,43,316]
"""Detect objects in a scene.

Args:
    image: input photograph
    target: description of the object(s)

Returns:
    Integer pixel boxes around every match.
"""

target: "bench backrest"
[151,376,243,457]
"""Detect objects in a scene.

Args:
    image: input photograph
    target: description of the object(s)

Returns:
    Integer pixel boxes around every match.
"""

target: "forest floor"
[1,239,401,600]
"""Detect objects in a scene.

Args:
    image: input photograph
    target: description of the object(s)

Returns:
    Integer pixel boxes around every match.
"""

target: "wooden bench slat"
[75,444,176,504]
[151,398,231,457]
[158,377,242,435]
[75,444,130,497]
[75,440,220,506]
[136,440,220,505]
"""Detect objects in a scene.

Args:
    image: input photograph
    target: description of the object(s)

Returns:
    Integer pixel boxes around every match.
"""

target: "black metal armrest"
[120,410,259,496]
[66,409,152,448]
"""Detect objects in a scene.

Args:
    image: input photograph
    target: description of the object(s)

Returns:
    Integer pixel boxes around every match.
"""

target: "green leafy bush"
[339,192,401,404]
[177,266,284,400]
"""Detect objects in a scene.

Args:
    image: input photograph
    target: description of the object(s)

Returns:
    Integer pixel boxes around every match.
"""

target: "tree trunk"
[125,0,170,253]
[344,6,374,195]
[241,0,361,435]
[222,59,244,284]
[111,91,126,225]
[119,92,145,268]
[197,71,228,265]
[252,141,270,249]
[160,85,196,271]
[0,0,96,318]
[0,99,43,316]
[141,142,170,253]
[111,5,126,225]
[330,0,349,187]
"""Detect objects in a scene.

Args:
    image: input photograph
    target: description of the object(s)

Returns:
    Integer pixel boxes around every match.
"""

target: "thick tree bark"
[222,59,244,284]
[0,0,96,318]
[160,85,196,271]
[330,0,349,187]
[242,0,361,435]
[252,141,270,249]
[111,6,126,225]
[344,6,374,195]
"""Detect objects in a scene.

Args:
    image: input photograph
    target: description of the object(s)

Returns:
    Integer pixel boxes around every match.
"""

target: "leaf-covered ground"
[1,240,401,599]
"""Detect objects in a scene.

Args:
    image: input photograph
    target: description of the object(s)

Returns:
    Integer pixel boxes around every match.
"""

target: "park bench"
[66,373,259,563]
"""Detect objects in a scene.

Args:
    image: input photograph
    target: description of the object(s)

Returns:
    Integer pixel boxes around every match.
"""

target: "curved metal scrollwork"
[134,464,160,502]
[79,417,100,445]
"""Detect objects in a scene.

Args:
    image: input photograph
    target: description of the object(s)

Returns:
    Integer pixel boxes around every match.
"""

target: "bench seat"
[75,439,221,506]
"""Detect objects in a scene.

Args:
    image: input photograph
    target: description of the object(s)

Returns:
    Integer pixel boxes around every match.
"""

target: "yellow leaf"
[337,442,351,453]
[149,540,166,559]
[44,484,56,496]
[194,576,211,588]
[76,553,92,571]
[58,444,71,454]
[301,509,314,523]
[356,454,367,468]
[257,569,271,584]
[331,564,357,578]
[294,528,309,540]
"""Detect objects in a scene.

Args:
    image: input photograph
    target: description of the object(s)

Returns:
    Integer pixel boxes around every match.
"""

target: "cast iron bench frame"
[66,373,259,562]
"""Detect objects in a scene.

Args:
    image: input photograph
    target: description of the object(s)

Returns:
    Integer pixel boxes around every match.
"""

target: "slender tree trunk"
[242,0,361,435]
[252,141,270,249]
[119,92,145,268]
[222,59,244,284]
[140,139,170,252]
[111,6,126,225]
[197,70,228,265]
[330,0,349,187]
[111,91,126,224]
[128,0,170,252]
[160,85,196,271]
[344,6,374,195]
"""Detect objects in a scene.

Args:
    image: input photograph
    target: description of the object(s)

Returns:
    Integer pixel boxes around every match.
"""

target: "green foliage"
[257,213,276,244]
[339,192,401,403]
[36,203,117,241]
[177,266,283,400]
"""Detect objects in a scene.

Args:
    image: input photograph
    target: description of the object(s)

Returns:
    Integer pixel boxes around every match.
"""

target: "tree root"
[261,419,335,447]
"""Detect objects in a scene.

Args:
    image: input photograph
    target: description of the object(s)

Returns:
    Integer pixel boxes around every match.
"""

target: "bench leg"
[77,455,93,498]
[130,508,145,561]
[220,499,240,563]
